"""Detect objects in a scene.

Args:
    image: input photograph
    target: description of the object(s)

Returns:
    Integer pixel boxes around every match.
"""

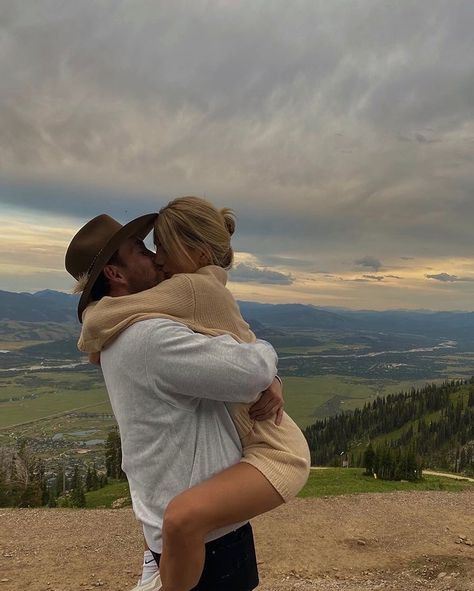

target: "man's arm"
[144,319,277,403]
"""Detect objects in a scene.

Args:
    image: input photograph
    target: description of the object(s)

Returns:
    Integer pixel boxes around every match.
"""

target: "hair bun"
[221,208,235,236]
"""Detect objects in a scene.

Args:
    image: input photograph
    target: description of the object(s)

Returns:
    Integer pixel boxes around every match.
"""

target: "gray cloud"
[230,263,294,285]
[414,133,441,144]
[355,257,383,272]
[426,273,474,283]
[343,277,370,283]
[362,275,385,282]
[1,0,474,306]
[256,254,316,271]
[0,177,162,221]
[341,273,404,283]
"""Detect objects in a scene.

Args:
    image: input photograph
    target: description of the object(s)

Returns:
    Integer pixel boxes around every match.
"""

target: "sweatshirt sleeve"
[144,319,277,403]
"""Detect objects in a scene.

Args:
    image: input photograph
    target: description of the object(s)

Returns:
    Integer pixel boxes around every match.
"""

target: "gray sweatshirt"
[100,318,278,552]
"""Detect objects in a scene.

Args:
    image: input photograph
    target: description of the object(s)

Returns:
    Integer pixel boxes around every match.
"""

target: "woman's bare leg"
[159,462,283,591]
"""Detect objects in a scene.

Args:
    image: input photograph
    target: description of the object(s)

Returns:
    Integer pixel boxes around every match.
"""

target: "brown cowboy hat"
[65,213,157,322]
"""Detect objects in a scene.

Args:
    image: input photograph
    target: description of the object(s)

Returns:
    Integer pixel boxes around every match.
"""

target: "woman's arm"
[249,376,284,424]
[79,274,194,353]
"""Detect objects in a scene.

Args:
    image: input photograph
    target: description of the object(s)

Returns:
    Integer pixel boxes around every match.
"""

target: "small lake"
[69,429,98,436]
[0,360,89,373]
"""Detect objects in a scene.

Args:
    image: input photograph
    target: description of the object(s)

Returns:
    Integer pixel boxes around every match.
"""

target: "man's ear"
[103,264,127,285]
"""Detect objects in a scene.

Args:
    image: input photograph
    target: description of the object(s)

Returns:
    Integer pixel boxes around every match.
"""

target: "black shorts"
[151,522,259,591]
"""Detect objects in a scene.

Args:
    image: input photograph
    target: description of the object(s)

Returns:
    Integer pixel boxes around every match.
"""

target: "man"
[65,214,281,591]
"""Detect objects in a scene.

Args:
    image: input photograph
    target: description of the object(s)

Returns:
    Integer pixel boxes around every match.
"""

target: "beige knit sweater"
[79,266,310,501]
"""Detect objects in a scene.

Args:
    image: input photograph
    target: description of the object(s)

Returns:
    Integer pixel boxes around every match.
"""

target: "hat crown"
[65,211,156,322]
[65,214,122,280]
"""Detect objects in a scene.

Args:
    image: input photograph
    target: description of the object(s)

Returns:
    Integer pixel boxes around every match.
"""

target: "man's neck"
[109,286,132,298]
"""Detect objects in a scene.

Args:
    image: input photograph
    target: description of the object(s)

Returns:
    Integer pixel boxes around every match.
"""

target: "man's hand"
[249,376,284,425]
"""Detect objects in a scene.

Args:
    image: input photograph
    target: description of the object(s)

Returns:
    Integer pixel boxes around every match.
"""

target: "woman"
[79,196,311,591]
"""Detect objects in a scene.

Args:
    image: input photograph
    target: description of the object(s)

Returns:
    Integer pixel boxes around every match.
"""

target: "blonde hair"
[155,196,235,269]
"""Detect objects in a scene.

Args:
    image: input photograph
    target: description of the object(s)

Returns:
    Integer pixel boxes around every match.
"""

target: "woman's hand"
[249,376,284,425]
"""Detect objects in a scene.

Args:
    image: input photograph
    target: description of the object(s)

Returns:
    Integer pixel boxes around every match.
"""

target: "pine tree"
[363,443,376,475]
[85,465,93,491]
[15,442,42,507]
[105,428,126,480]
[37,461,49,506]
[70,466,86,508]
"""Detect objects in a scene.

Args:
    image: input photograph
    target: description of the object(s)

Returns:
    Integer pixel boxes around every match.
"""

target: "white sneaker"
[129,573,162,591]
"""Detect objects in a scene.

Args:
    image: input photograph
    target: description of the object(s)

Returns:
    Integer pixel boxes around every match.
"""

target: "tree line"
[362,443,422,481]
[0,427,126,508]
[304,379,474,479]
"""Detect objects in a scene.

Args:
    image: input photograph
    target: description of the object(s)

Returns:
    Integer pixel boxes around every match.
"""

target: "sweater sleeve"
[144,319,277,403]
[78,274,195,352]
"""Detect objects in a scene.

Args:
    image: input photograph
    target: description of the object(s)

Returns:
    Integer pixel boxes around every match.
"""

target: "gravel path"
[423,470,474,483]
[1,490,473,591]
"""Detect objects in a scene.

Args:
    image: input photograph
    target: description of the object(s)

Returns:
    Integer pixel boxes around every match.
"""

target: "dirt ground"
[1,491,473,591]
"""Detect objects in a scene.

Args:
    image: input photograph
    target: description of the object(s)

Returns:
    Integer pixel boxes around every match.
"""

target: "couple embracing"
[65,196,311,591]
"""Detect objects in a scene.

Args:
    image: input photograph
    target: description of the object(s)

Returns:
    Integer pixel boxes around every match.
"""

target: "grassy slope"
[283,376,443,428]
[367,384,470,448]
[85,480,131,508]
[299,468,474,498]
[85,468,474,508]
[0,393,111,428]
[0,371,451,432]
[0,371,111,429]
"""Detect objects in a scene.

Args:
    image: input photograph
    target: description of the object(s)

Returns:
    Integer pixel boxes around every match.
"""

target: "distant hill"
[304,379,474,476]
[241,302,474,340]
[0,320,78,345]
[239,301,352,330]
[0,290,78,323]
[1,289,474,343]
[335,309,474,339]
[1,290,350,329]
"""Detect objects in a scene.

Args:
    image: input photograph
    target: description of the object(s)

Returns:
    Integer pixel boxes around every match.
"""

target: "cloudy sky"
[1,1,473,310]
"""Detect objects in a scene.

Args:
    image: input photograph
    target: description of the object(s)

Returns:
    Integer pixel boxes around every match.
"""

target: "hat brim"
[77,213,157,322]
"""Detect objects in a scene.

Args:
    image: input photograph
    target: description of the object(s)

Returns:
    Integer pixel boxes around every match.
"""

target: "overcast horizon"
[1,1,474,311]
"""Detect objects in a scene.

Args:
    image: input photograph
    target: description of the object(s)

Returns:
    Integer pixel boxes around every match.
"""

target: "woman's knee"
[162,494,205,541]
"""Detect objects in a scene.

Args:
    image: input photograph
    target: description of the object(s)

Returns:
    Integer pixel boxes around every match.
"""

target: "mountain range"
[2,290,474,343]
[0,290,79,323]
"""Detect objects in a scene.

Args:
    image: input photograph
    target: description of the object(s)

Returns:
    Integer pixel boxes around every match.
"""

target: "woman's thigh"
[166,462,283,533]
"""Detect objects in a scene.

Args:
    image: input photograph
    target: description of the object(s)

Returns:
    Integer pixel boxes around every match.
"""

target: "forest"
[304,379,474,478]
